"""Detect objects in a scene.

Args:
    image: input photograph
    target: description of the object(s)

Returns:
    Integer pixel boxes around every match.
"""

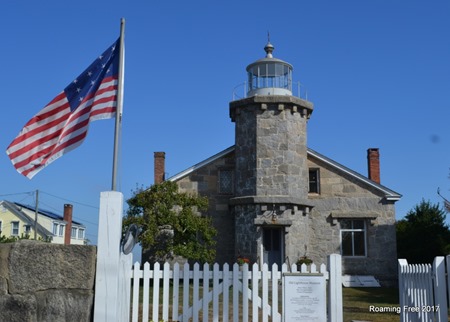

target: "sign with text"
[283,273,326,322]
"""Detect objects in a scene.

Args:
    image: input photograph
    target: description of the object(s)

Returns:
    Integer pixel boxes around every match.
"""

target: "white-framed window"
[52,222,65,237]
[340,219,366,257]
[11,221,19,236]
[24,224,31,235]
[71,227,77,238]
[78,228,85,239]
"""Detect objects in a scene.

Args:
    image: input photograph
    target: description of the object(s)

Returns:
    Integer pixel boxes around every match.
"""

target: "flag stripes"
[6,39,120,179]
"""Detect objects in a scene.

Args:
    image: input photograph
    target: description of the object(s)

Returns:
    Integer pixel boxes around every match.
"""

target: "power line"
[40,191,98,209]
[39,200,98,227]
[0,191,34,198]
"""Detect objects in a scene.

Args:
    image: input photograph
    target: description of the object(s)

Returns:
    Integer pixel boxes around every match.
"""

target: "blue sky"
[1,1,449,245]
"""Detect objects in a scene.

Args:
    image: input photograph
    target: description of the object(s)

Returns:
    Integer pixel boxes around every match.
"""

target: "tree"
[396,199,450,263]
[123,181,217,263]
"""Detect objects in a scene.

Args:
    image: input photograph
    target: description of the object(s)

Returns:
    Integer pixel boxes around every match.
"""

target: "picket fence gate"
[398,256,449,322]
[130,254,343,322]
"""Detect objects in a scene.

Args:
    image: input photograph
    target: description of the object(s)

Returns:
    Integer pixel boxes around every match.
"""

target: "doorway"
[262,227,284,267]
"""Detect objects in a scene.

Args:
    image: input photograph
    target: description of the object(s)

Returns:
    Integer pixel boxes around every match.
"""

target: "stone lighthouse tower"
[230,40,314,266]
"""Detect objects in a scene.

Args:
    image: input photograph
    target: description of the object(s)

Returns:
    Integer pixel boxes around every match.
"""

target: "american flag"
[6,38,121,179]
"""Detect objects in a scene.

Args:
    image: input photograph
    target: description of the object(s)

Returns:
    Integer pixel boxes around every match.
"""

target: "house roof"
[168,145,402,201]
[307,147,401,201]
[0,200,52,237]
[13,202,84,226]
[168,146,235,182]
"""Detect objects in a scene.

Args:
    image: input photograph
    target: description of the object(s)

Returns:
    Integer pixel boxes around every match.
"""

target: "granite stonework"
[176,150,236,264]
[168,87,399,287]
[229,96,317,267]
[0,240,96,322]
[230,96,312,198]
[172,147,398,285]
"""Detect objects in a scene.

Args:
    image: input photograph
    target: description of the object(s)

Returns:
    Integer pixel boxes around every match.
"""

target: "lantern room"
[246,41,293,97]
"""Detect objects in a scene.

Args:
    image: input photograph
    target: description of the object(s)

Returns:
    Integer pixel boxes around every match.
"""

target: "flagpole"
[112,18,125,191]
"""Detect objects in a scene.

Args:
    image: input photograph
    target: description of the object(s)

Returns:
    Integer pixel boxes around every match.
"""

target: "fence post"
[447,255,450,309]
[93,191,124,322]
[117,252,132,322]
[398,259,408,322]
[433,256,447,322]
[327,254,343,322]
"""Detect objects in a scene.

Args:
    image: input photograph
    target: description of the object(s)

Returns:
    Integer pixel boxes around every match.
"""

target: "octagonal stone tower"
[230,41,314,266]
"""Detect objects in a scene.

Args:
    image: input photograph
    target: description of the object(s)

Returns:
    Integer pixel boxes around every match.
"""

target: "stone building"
[154,41,401,285]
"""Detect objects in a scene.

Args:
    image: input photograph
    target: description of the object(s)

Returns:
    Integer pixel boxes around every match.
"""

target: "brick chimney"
[367,148,380,184]
[154,152,166,184]
[63,204,73,245]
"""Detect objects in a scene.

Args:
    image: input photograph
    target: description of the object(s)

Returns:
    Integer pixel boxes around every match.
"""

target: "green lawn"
[343,287,400,322]
[134,286,448,321]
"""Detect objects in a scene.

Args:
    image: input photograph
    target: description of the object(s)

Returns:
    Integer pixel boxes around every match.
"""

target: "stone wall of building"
[176,150,236,264]
[230,96,312,198]
[172,149,398,285]
[307,156,398,286]
[0,240,96,322]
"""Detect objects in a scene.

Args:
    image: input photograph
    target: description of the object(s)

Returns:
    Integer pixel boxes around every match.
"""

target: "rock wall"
[0,240,96,322]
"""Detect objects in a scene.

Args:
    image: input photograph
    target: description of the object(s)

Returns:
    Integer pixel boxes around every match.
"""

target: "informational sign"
[342,275,380,287]
[283,273,326,322]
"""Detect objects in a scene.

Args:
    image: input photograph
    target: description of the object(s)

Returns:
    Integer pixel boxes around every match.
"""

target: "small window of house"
[219,169,233,194]
[53,223,64,236]
[24,224,31,235]
[78,228,85,239]
[340,219,366,257]
[71,227,77,238]
[11,221,19,236]
[309,168,320,193]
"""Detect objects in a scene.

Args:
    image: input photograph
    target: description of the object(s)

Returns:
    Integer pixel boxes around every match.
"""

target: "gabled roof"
[168,145,402,201]
[168,146,235,182]
[0,200,52,237]
[13,202,84,226]
[307,147,401,201]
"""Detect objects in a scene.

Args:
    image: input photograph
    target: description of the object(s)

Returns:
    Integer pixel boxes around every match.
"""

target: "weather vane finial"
[264,32,274,58]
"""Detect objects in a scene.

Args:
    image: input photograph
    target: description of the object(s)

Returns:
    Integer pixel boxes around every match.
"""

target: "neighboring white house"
[0,200,87,245]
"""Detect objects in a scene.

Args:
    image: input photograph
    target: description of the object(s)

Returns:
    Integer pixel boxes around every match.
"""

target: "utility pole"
[34,189,39,240]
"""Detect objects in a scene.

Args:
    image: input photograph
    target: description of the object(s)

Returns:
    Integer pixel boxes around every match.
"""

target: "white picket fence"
[130,254,343,322]
[398,256,449,322]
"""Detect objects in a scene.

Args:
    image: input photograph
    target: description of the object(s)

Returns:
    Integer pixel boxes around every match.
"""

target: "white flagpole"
[112,18,125,191]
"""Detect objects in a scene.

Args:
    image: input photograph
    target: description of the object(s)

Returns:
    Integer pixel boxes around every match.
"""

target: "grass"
[343,287,400,322]
[133,285,448,321]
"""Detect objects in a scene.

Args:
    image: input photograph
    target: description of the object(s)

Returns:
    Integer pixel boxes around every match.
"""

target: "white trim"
[167,146,235,182]
[23,224,31,235]
[339,219,367,257]
[166,146,401,201]
[307,148,401,200]
[11,221,20,236]
[78,228,85,239]
[52,222,65,237]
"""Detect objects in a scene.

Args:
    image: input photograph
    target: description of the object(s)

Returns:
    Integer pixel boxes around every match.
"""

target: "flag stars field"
[6,38,121,179]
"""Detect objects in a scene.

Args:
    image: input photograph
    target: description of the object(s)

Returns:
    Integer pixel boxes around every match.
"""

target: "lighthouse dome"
[246,40,293,96]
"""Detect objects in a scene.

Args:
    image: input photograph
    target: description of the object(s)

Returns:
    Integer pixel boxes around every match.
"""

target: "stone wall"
[230,96,312,198]
[0,240,96,322]
[173,149,399,286]
[307,155,398,286]
[176,149,236,264]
